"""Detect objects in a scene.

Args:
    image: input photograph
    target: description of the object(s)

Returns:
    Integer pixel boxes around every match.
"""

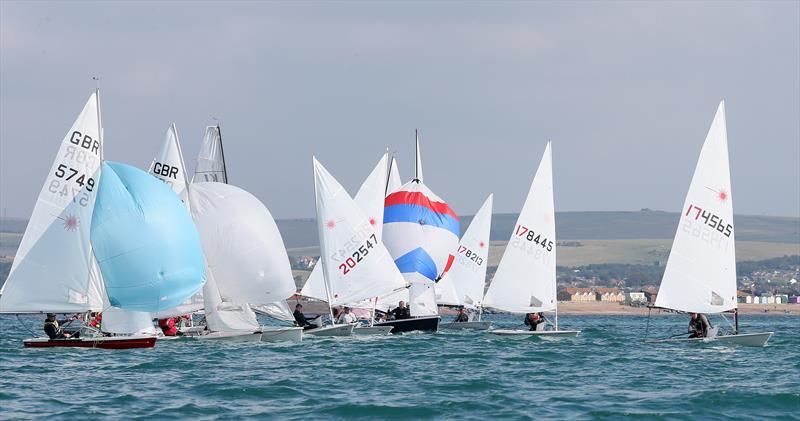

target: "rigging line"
[644,307,651,341]
[16,314,38,337]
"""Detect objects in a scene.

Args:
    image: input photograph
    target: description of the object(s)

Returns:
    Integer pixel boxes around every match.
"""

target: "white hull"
[193,331,263,342]
[440,321,491,330]
[305,323,355,337]
[260,326,303,342]
[488,329,581,337]
[353,326,393,336]
[649,332,773,347]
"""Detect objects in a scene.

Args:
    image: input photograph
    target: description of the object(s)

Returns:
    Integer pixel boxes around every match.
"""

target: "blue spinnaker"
[91,161,205,312]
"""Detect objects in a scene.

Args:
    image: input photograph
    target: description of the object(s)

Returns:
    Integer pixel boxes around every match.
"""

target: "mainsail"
[435,194,493,309]
[655,101,737,314]
[301,154,399,302]
[382,136,460,316]
[148,123,190,203]
[310,158,406,307]
[0,94,105,313]
[484,142,556,314]
[90,161,206,313]
[193,125,227,183]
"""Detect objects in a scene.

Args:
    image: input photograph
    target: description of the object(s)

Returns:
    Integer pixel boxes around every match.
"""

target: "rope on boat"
[15,314,38,337]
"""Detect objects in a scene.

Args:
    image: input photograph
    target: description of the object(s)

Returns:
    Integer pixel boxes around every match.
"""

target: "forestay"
[90,162,206,313]
[655,101,737,314]
[189,182,296,306]
[193,126,227,183]
[310,158,406,306]
[302,153,399,302]
[484,142,556,314]
[0,94,105,313]
[436,194,493,309]
[383,138,460,316]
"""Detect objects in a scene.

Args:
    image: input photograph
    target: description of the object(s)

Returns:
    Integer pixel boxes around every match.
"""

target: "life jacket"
[44,319,60,331]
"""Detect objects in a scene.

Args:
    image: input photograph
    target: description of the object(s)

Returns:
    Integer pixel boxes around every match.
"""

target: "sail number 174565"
[685,204,733,238]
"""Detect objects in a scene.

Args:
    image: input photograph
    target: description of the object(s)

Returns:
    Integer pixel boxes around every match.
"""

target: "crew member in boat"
[688,313,712,338]
[389,301,411,320]
[89,312,102,330]
[336,306,358,324]
[454,307,469,323]
[524,312,545,331]
[44,313,80,339]
[158,317,183,336]
[293,304,316,330]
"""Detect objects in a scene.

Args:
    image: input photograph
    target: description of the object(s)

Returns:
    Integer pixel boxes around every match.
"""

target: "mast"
[94,77,103,162]
[216,124,229,184]
[413,129,422,183]
[384,148,393,196]
[312,158,337,325]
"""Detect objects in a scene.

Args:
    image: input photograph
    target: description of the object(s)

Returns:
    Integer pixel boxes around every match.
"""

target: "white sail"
[655,101,737,314]
[436,194,493,309]
[189,182,296,306]
[484,142,556,314]
[0,94,105,313]
[414,131,424,182]
[193,126,227,183]
[301,153,392,302]
[311,158,407,306]
[101,306,158,335]
[203,269,260,332]
[387,157,402,195]
[148,123,189,203]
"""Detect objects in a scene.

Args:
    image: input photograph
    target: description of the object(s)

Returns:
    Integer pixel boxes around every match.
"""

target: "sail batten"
[655,101,737,314]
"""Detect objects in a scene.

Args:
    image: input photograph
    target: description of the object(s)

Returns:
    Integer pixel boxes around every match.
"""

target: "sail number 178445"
[515,225,553,252]
[685,204,733,237]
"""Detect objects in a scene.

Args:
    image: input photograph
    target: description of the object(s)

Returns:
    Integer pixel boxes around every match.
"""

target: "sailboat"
[301,154,402,336]
[649,101,772,347]
[0,92,206,348]
[189,181,300,342]
[484,142,580,337]
[148,124,204,325]
[304,158,409,337]
[436,194,493,330]
[376,131,460,333]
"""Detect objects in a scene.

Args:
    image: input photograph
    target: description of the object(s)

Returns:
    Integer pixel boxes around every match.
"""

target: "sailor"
[336,306,358,324]
[688,313,712,338]
[158,317,182,336]
[523,312,545,331]
[389,301,411,320]
[88,312,103,330]
[293,304,316,330]
[454,307,469,323]
[44,313,80,339]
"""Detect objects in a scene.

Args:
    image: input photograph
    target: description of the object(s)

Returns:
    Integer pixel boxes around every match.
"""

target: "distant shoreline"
[544,302,799,316]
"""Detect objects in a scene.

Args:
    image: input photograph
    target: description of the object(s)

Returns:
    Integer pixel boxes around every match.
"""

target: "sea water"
[1,314,797,420]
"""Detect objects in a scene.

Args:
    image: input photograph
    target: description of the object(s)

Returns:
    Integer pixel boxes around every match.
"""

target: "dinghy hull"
[649,332,773,347]
[193,331,263,342]
[305,324,355,337]
[488,329,581,337]
[374,315,440,334]
[23,336,157,349]
[353,326,393,336]
[440,321,491,330]
[260,326,303,342]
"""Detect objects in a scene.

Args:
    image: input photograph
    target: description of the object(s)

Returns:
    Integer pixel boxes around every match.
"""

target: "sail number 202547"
[514,225,553,252]
[339,233,378,275]
[685,204,733,237]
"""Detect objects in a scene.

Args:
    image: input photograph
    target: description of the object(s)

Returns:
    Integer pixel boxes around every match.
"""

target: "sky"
[1,1,798,220]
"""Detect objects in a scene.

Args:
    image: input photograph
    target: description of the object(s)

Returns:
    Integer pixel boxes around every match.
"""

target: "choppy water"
[1,314,798,420]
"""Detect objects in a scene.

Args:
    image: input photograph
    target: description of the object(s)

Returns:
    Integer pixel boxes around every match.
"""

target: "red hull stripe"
[385,191,459,221]
[24,337,156,349]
